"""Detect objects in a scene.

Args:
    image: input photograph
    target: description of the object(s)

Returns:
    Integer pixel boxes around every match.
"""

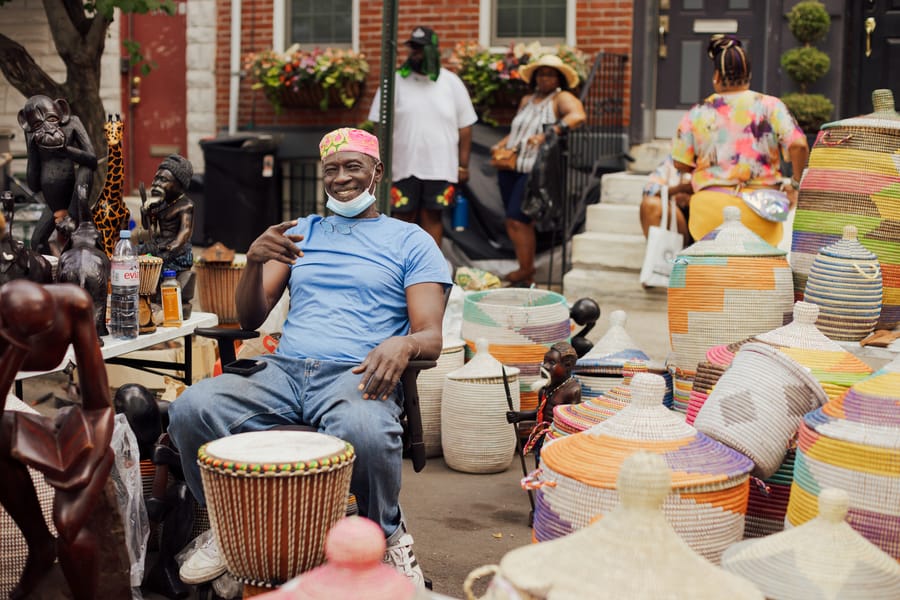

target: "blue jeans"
[167,354,405,536]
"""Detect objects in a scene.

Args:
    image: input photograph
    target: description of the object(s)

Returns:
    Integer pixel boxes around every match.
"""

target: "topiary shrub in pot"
[780,0,834,133]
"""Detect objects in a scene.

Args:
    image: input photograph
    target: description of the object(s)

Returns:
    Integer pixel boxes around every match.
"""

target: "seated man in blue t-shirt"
[168,127,451,589]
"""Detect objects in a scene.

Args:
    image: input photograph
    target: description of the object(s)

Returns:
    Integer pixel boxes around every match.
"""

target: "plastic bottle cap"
[163,270,176,278]
[120,230,131,238]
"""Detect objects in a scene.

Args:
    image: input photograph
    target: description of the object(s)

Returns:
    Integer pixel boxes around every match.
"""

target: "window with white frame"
[288,0,353,47]
[493,0,567,46]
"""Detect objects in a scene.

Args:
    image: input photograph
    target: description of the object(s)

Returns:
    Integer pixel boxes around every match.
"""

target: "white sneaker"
[180,533,227,584]
[383,521,425,588]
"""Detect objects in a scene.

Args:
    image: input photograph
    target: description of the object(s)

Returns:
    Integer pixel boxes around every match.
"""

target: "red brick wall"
[216,0,633,130]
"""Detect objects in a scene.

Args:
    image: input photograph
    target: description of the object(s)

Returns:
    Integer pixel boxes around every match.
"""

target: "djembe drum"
[195,259,245,324]
[138,255,163,333]
[198,431,355,596]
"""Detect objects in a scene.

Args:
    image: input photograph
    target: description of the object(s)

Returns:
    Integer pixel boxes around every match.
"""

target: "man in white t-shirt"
[368,26,478,248]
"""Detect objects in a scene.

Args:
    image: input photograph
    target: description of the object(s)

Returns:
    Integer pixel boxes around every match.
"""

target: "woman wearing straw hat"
[492,54,586,287]
[672,34,809,246]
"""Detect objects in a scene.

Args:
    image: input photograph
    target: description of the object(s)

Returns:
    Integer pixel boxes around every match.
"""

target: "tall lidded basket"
[802,224,883,341]
[668,206,794,408]
[791,89,900,330]
[417,338,466,458]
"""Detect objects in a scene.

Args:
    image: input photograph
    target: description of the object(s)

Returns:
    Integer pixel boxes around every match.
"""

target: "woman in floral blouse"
[672,35,809,245]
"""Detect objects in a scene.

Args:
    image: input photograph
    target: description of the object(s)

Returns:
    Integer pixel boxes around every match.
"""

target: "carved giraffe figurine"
[91,114,129,257]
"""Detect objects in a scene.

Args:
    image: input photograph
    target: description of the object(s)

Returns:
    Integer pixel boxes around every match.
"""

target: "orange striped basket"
[791,89,900,330]
[668,206,794,400]
[532,373,754,564]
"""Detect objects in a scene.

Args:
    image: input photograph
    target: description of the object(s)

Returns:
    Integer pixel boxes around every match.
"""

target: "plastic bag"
[111,413,150,597]
[442,284,467,343]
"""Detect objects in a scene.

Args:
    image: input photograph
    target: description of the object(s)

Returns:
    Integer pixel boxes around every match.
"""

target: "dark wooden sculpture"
[17,95,97,255]
[139,154,195,317]
[57,185,110,343]
[506,341,582,464]
[0,280,129,599]
[0,191,53,286]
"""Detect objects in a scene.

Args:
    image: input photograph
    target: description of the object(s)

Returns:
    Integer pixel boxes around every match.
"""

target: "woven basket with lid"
[533,373,754,563]
[418,338,466,458]
[787,371,900,560]
[803,224,883,341]
[465,452,763,600]
[724,488,900,599]
[754,302,873,401]
[685,338,752,425]
[573,310,651,400]
[461,288,570,412]
[791,89,900,329]
[668,205,794,392]
[441,339,520,474]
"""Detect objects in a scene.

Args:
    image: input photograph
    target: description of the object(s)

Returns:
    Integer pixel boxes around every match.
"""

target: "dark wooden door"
[851,0,900,115]
[655,0,766,137]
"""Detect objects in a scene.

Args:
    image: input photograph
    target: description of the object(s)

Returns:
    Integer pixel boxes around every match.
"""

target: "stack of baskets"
[461,288,571,412]
[787,371,900,560]
[417,338,466,458]
[685,338,752,425]
[668,206,794,415]
[802,224,883,341]
[791,89,900,330]
[532,373,754,563]
[441,339,520,474]
[724,488,900,599]
[548,361,650,441]
[571,310,650,398]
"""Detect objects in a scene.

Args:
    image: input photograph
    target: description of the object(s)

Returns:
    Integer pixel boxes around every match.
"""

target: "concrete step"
[584,203,643,236]
[571,231,647,271]
[563,267,670,327]
[600,171,649,206]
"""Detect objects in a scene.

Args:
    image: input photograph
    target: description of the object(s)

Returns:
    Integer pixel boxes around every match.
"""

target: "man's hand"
[352,336,411,401]
[246,221,304,266]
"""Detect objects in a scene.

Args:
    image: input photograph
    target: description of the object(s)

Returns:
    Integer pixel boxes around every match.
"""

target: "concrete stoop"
[563,266,667,314]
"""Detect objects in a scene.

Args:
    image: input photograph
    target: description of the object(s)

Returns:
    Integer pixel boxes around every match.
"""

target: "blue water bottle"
[453,192,469,231]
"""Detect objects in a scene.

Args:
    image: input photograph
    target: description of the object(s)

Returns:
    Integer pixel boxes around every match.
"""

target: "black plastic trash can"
[199,135,282,253]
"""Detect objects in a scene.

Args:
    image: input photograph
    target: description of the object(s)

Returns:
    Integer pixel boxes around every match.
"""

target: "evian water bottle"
[110,229,139,339]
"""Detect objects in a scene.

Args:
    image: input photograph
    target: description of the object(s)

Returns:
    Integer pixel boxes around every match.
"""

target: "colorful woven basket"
[441,339,521,474]
[669,365,696,415]
[694,342,828,479]
[572,310,650,398]
[743,449,796,539]
[465,453,764,600]
[461,288,570,412]
[685,339,751,425]
[668,206,794,377]
[533,373,754,564]
[787,371,900,560]
[724,488,900,599]
[754,301,874,402]
[803,224,883,341]
[791,89,900,330]
[417,339,466,458]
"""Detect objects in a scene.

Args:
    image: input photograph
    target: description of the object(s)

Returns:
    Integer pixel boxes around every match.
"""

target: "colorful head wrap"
[318,128,380,161]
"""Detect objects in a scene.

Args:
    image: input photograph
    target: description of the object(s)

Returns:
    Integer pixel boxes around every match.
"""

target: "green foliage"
[782,92,834,132]
[786,0,831,45]
[243,46,370,113]
[780,47,830,90]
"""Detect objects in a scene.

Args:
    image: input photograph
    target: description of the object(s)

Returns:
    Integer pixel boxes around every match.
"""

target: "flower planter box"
[277,80,364,111]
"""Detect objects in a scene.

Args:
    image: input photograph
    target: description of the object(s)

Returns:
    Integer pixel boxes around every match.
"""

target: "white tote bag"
[639,186,684,288]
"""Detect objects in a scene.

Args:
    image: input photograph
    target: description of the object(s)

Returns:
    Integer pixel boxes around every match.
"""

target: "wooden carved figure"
[91,114,129,257]
[0,280,129,599]
[17,95,97,255]
[0,192,53,286]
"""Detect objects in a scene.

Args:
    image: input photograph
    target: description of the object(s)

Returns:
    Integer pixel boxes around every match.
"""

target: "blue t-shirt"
[275,213,452,363]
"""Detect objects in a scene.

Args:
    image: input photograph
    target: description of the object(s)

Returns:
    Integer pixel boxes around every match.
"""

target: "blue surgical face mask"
[325,170,377,218]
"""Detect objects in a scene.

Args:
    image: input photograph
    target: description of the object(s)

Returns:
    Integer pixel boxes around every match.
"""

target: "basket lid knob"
[722,205,741,222]
[794,301,819,325]
[817,488,849,524]
[841,225,858,241]
[609,310,627,328]
[616,451,671,511]
[872,89,896,114]
[629,372,665,408]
